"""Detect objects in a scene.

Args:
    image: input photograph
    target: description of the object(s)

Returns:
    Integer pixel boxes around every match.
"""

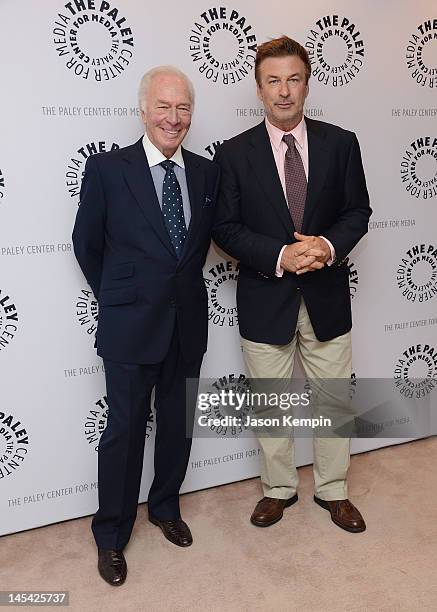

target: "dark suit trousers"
[91,324,202,551]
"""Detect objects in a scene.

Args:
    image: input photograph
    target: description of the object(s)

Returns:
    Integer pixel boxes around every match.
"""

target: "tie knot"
[282,133,295,149]
[160,160,175,172]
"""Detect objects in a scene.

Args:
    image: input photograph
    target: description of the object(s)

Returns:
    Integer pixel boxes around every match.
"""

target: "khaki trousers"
[241,299,352,501]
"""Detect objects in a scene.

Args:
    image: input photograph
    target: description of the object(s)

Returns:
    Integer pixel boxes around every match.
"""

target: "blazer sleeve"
[72,155,106,298]
[212,145,284,276]
[321,133,372,263]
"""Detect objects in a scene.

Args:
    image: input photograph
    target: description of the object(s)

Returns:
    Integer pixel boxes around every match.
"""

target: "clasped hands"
[280,232,331,275]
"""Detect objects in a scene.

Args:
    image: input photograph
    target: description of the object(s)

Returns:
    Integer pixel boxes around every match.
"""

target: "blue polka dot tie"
[160,160,187,257]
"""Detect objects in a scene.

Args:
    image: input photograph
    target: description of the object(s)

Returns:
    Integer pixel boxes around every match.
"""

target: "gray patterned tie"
[160,160,187,258]
[283,134,307,232]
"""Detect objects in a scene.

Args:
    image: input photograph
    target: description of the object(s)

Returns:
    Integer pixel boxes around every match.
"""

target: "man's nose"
[279,81,291,97]
[167,108,180,124]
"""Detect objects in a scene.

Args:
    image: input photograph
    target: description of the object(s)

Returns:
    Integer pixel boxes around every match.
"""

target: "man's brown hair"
[255,36,311,85]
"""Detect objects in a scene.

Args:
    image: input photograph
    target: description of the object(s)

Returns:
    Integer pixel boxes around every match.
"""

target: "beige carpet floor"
[1,437,437,612]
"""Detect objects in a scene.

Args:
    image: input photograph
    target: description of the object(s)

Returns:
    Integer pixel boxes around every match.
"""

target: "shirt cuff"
[275,245,287,277]
[319,236,336,266]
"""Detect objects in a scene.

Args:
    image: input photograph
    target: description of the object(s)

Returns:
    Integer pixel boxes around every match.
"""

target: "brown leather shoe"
[98,549,127,586]
[250,494,298,527]
[314,496,366,533]
[149,516,193,547]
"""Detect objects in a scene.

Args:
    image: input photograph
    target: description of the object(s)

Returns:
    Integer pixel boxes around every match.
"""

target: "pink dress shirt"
[264,117,335,276]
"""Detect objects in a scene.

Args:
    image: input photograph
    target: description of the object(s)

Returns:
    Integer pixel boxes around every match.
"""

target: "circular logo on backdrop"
[396,244,437,303]
[394,344,437,398]
[0,411,29,479]
[84,396,109,452]
[0,289,19,353]
[346,258,359,299]
[0,168,5,202]
[405,19,437,89]
[189,7,257,85]
[204,260,239,327]
[305,14,365,87]
[84,396,155,451]
[66,141,119,206]
[52,2,134,82]
[201,374,251,437]
[400,137,437,201]
[205,140,224,159]
[76,288,98,337]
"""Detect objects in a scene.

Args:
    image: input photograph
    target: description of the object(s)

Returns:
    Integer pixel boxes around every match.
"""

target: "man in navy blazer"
[73,66,219,586]
[213,37,371,533]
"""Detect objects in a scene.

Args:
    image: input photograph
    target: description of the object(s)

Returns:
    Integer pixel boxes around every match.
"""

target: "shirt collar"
[142,132,185,169]
[265,115,306,151]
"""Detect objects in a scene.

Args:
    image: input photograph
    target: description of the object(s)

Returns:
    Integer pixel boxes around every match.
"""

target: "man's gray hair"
[138,66,195,112]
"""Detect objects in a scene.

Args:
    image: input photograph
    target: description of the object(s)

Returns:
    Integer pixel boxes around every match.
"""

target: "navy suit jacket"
[73,138,220,364]
[212,119,372,344]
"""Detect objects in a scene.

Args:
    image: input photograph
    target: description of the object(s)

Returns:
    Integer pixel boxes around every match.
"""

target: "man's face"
[257,55,309,131]
[141,73,192,158]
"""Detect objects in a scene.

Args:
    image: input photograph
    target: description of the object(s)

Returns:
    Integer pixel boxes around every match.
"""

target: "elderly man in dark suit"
[213,36,371,533]
[73,66,219,586]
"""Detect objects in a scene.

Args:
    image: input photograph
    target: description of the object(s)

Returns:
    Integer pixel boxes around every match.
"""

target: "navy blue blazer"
[212,119,372,344]
[73,138,220,364]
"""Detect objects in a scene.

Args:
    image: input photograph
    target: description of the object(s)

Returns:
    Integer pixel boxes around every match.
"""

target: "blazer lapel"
[178,148,205,265]
[247,122,295,238]
[122,138,175,256]
[302,118,330,233]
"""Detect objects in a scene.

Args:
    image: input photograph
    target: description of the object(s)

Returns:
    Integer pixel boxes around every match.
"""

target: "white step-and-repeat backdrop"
[1,0,436,535]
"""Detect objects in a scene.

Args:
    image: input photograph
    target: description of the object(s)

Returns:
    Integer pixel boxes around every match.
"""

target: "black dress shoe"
[98,549,127,586]
[149,516,193,547]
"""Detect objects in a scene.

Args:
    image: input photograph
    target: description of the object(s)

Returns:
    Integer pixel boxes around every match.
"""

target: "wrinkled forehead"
[258,55,307,78]
[147,73,193,104]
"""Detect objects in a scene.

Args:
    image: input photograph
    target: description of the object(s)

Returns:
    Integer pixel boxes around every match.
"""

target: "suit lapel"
[178,148,205,265]
[122,138,175,256]
[247,122,295,238]
[302,118,330,233]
